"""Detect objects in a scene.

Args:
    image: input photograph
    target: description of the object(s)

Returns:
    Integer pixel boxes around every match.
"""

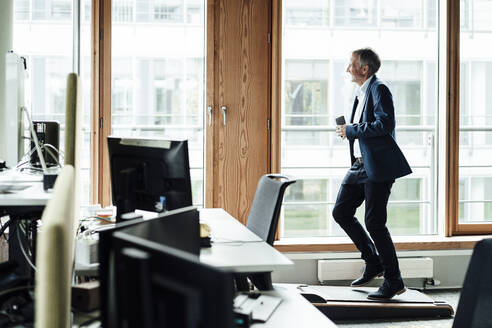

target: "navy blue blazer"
[345,75,412,182]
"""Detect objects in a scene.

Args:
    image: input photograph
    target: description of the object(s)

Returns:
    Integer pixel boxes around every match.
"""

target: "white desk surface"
[198,208,293,273]
[200,241,293,273]
[252,285,337,327]
[75,208,293,275]
[0,182,51,207]
[199,208,262,243]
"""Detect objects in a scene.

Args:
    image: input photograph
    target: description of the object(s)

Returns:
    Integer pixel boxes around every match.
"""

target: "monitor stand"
[116,168,137,223]
[235,272,274,292]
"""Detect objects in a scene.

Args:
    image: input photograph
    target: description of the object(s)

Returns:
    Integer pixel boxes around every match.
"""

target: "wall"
[0,0,13,161]
[272,250,472,289]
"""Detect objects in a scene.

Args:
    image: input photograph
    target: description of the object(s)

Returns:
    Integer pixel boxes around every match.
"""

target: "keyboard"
[234,292,282,323]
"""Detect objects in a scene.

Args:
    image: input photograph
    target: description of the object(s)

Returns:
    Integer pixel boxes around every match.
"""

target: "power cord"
[42,144,63,165]
[16,224,36,272]
[0,285,34,299]
[0,220,12,242]
[20,143,62,169]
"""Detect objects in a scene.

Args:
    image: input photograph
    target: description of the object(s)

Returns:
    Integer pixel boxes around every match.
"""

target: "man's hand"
[336,124,347,139]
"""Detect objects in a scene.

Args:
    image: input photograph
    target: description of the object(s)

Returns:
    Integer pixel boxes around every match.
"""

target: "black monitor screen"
[99,207,201,328]
[108,229,234,328]
[108,136,192,220]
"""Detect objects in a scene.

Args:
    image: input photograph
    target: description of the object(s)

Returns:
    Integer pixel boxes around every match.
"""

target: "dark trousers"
[332,162,401,281]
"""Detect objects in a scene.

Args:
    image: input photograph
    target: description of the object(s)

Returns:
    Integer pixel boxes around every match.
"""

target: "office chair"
[236,174,296,291]
[452,238,492,328]
[35,165,76,328]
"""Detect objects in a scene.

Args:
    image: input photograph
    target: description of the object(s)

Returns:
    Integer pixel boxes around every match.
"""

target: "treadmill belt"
[306,285,434,303]
[276,284,454,320]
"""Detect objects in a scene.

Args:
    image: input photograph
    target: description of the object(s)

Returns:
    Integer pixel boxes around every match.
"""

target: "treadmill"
[276,284,454,320]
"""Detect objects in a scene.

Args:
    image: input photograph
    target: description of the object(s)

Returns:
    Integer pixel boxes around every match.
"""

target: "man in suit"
[334,48,412,300]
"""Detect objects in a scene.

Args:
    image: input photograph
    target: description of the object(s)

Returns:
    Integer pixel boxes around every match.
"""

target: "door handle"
[221,106,227,125]
[207,106,213,126]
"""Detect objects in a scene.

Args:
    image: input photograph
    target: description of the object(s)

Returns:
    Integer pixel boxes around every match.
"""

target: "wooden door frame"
[271,0,282,175]
[91,0,112,206]
[205,0,217,208]
[444,0,460,236]
[206,0,274,217]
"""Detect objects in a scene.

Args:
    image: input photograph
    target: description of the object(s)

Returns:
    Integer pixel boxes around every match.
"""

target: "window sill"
[274,234,492,253]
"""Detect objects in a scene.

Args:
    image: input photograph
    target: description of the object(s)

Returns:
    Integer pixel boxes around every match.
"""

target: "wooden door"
[206,0,272,224]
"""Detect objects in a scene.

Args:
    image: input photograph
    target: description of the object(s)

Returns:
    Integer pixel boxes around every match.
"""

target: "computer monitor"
[0,52,26,168]
[107,136,193,221]
[453,238,492,328]
[109,229,233,328]
[99,206,202,327]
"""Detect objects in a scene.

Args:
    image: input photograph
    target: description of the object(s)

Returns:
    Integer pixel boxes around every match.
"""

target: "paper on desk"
[0,170,43,183]
[0,183,32,192]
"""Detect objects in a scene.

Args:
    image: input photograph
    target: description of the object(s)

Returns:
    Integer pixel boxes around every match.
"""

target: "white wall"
[0,0,13,161]
[272,251,472,289]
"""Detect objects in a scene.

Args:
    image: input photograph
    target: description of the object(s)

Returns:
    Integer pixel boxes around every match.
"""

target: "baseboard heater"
[318,257,433,282]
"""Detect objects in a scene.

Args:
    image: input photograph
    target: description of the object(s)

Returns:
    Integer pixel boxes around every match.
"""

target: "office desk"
[198,208,293,273]
[0,180,50,276]
[73,285,337,328]
[77,208,335,328]
[138,208,262,243]
[75,208,293,275]
[199,208,262,243]
[0,183,50,208]
[255,285,337,328]
[200,242,293,273]
[198,209,334,327]
[0,170,48,208]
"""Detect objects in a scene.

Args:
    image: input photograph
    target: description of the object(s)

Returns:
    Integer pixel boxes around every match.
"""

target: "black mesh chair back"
[246,174,296,245]
[453,238,492,328]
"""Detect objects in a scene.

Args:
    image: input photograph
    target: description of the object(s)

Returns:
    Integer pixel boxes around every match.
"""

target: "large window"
[112,0,203,24]
[459,0,492,224]
[13,0,93,204]
[281,0,438,238]
[111,0,205,206]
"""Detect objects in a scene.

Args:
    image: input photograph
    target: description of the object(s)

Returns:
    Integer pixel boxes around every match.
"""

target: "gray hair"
[353,48,381,76]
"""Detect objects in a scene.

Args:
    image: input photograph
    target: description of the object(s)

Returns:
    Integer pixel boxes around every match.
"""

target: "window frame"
[272,0,492,242]
[90,0,492,244]
[447,0,492,235]
[91,0,112,206]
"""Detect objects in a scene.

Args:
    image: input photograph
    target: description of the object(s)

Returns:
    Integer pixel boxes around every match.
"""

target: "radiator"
[318,257,433,282]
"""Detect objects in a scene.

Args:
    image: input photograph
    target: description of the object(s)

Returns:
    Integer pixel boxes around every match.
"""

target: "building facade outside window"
[13,0,491,236]
[281,0,438,238]
[112,0,205,206]
[459,0,492,224]
[13,0,93,204]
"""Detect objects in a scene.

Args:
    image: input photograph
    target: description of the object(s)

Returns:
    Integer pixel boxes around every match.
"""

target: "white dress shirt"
[352,76,373,158]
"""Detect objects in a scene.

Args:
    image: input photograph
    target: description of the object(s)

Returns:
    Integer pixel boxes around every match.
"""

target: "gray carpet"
[335,289,461,328]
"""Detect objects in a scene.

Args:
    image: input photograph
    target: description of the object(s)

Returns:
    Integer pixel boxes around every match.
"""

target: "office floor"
[335,289,460,328]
